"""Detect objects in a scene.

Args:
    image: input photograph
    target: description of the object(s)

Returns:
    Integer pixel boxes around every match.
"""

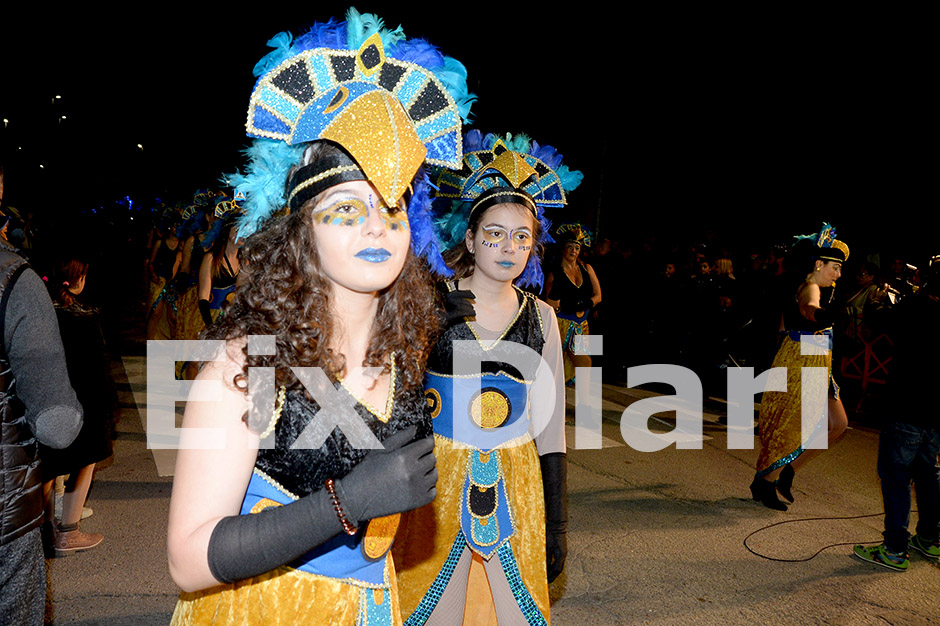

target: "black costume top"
[548,265,593,314]
[255,360,432,498]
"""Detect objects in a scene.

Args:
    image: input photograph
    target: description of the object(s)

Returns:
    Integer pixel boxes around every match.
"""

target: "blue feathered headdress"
[793,222,850,263]
[230,8,474,277]
[177,204,207,240]
[433,131,583,288]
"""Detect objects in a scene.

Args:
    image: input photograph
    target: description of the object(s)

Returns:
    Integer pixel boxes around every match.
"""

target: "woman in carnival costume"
[196,196,243,329]
[174,194,228,379]
[544,223,601,384]
[167,9,473,625]
[750,223,850,511]
[172,192,217,340]
[394,131,580,625]
[146,205,182,339]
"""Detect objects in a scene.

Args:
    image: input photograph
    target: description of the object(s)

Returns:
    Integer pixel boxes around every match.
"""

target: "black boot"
[750,475,788,511]
[540,453,568,583]
[775,464,795,503]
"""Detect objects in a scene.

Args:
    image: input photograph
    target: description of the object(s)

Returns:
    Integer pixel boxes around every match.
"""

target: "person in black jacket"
[1,166,83,625]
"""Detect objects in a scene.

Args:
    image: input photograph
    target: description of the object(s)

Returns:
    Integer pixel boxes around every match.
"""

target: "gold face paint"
[481,225,505,247]
[314,197,368,227]
[512,228,532,251]
[379,202,409,232]
[314,194,409,232]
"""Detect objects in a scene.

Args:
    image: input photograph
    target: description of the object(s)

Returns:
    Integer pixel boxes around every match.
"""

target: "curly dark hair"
[442,202,542,280]
[206,142,440,420]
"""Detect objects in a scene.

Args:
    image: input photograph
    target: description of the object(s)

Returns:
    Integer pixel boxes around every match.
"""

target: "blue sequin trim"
[358,586,393,626]
[756,447,804,479]
[497,542,548,626]
[403,535,467,625]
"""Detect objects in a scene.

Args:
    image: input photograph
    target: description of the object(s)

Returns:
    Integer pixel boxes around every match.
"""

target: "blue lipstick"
[498,261,515,268]
[356,248,391,263]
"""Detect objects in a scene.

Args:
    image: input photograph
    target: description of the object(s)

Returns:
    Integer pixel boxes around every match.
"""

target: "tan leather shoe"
[54,525,103,556]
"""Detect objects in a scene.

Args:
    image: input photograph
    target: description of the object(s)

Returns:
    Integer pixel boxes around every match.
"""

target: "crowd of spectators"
[554,229,933,416]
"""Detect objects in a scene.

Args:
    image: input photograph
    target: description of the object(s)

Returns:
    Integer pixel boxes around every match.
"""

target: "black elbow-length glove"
[540,452,568,583]
[207,426,437,584]
[198,298,214,327]
[440,288,476,327]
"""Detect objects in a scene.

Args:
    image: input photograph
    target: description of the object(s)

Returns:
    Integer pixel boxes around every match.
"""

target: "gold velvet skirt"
[756,333,837,475]
[393,435,549,623]
[175,286,205,341]
[147,283,174,341]
[170,557,402,626]
[147,277,166,313]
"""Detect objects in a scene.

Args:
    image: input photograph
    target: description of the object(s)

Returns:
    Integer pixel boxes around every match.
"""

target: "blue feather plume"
[228,139,304,239]
[556,165,583,192]
[201,217,224,251]
[252,32,294,78]
[345,7,406,51]
[291,17,346,53]
[408,169,452,277]
[463,130,485,153]
[433,200,472,252]
[515,213,554,289]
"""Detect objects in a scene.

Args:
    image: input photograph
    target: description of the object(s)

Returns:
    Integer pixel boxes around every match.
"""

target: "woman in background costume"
[196,197,242,329]
[172,194,215,340]
[166,10,473,625]
[751,223,850,511]
[544,223,601,384]
[394,132,579,625]
[146,207,182,339]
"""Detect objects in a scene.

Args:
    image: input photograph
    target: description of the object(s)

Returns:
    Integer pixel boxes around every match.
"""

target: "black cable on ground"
[743,511,920,563]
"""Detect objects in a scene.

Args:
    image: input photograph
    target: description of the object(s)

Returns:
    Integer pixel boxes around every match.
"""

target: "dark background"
[1,5,933,259]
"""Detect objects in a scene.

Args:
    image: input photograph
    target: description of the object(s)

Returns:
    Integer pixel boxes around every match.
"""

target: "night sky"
[1,5,932,262]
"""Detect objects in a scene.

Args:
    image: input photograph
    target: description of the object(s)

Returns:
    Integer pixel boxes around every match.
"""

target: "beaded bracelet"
[324,478,358,536]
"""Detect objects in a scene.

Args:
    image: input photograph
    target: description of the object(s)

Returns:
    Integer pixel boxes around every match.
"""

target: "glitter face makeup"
[311,181,410,295]
[313,195,409,232]
[315,197,368,227]
[380,202,410,232]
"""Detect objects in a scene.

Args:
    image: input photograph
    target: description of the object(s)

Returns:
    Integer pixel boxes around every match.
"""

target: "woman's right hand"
[335,426,437,525]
